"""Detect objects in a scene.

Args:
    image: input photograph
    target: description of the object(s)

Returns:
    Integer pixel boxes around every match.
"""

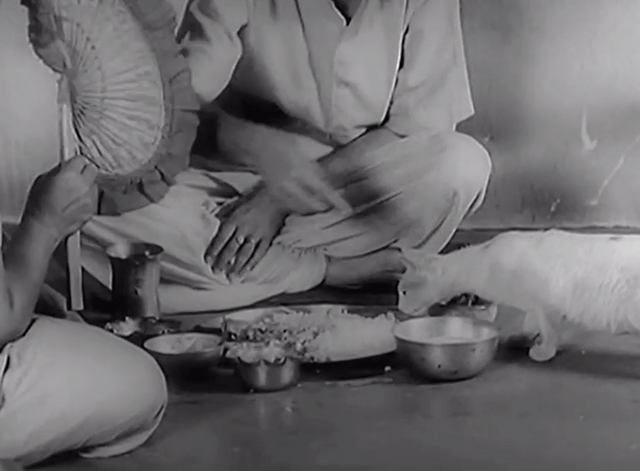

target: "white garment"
[80,0,488,314]
[180,0,474,138]
[0,316,167,466]
[82,129,491,314]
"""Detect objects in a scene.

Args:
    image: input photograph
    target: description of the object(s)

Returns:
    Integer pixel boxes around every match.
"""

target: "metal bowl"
[235,357,301,392]
[232,343,301,392]
[143,332,224,372]
[393,316,499,382]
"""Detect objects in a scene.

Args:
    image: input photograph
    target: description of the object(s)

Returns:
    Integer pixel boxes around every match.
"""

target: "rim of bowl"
[236,356,299,367]
[392,317,499,346]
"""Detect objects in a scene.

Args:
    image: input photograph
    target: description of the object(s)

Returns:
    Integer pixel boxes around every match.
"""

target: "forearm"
[317,126,401,176]
[243,126,402,216]
[0,218,59,347]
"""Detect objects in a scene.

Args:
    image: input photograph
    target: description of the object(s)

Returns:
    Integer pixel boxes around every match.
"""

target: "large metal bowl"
[393,316,499,382]
[143,332,224,373]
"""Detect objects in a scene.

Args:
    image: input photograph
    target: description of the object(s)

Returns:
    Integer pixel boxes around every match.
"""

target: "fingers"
[63,155,90,172]
[241,240,270,275]
[215,234,245,272]
[205,222,236,269]
[277,164,351,215]
[207,229,271,278]
[61,155,99,183]
[280,182,328,214]
[80,159,99,183]
[229,236,258,275]
[298,168,352,213]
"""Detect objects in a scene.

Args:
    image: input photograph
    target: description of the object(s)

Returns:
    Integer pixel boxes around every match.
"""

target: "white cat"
[397,229,640,362]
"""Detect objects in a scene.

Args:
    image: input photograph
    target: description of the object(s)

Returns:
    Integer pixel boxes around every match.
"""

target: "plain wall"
[0,0,59,222]
[459,0,640,229]
[2,0,640,228]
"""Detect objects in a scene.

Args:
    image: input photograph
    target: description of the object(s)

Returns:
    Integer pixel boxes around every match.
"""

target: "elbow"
[183,47,233,105]
[182,33,242,105]
[0,295,32,349]
[0,317,30,349]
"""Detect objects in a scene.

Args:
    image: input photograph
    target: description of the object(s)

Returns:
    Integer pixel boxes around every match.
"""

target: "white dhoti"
[81,127,491,314]
[0,316,167,466]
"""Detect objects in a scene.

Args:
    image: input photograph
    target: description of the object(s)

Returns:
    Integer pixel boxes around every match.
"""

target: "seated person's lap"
[0,316,167,466]
[81,129,491,313]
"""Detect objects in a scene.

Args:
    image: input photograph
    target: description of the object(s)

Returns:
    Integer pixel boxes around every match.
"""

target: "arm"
[0,156,97,348]
[0,219,59,349]
[178,0,249,104]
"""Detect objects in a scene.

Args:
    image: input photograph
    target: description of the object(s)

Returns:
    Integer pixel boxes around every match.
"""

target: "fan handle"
[58,77,84,312]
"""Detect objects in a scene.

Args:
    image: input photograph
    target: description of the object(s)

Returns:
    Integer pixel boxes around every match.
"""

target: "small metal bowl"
[143,332,224,373]
[230,343,301,392]
[235,356,301,392]
[393,316,499,382]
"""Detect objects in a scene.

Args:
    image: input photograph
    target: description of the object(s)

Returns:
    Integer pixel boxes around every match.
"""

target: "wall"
[2,0,640,228]
[0,0,59,222]
[460,0,640,229]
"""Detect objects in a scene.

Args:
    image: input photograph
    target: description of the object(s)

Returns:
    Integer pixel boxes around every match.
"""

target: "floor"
[40,310,640,471]
[32,231,640,470]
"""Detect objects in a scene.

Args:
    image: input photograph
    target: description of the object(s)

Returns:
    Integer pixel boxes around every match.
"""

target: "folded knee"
[435,132,492,197]
[71,345,168,459]
[96,346,168,429]
[0,319,168,466]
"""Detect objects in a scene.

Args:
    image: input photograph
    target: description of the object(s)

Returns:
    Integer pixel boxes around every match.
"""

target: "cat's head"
[397,249,455,316]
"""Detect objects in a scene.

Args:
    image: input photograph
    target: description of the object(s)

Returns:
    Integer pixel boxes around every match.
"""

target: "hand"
[205,186,287,278]
[22,155,99,242]
[257,152,351,216]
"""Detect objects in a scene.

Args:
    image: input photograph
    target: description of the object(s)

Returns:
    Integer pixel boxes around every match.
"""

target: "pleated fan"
[21,0,199,311]
[22,0,199,215]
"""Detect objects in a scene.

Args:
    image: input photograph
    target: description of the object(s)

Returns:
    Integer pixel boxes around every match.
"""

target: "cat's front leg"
[524,309,559,362]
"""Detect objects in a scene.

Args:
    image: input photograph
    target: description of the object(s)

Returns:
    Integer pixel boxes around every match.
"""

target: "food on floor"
[227,305,397,362]
[226,341,289,364]
[104,316,140,337]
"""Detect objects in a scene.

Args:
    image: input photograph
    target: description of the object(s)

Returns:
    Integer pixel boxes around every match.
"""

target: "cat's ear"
[400,247,425,271]
[400,254,419,272]
[400,248,440,272]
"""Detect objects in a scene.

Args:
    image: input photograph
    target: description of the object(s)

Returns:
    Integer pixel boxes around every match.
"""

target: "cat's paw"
[528,335,558,362]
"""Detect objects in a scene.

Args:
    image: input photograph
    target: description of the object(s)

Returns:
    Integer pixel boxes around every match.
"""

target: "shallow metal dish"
[393,316,499,382]
[143,332,224,372]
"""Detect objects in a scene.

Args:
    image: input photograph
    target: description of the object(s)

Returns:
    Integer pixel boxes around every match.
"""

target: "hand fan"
[22,0,200,310]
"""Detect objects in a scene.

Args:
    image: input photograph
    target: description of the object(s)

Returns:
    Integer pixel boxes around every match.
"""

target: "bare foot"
[324,248,405,287]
